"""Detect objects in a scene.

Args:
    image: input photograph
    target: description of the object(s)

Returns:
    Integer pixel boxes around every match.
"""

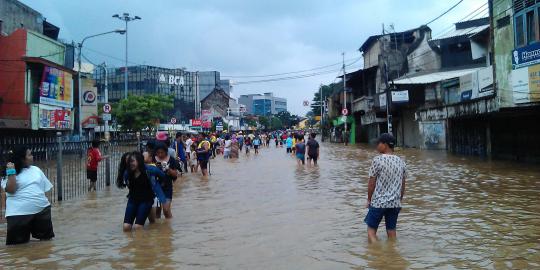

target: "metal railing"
[0,134,139,220]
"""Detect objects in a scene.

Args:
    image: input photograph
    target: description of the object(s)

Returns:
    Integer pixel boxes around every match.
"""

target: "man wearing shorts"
[306,133,320,165]
[365,133,407,243]
[86,140,107,191]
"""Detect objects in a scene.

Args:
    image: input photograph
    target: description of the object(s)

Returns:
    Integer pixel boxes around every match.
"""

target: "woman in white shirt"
[1,147,54,245]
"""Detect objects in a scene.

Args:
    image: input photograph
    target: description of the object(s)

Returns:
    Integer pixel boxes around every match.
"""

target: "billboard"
[38,104,72,130]
[512,65,540,104]
[459,66,493,102]
[81,78,98,129]
[39,66,73,108]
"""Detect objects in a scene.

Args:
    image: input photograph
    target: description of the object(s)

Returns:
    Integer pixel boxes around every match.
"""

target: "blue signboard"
[512,42,540,69]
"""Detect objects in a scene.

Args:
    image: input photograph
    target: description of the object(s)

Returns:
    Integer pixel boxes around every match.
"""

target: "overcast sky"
[21,0,486,115]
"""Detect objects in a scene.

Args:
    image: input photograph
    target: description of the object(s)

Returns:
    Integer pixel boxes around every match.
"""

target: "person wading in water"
[364,133,407,243]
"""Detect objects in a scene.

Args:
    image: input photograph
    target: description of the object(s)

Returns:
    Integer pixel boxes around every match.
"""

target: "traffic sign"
[102,113,112,121]
[303,100,310,106]
[103,103,112,113]
[342,108,348,116]
[170,117,177,124]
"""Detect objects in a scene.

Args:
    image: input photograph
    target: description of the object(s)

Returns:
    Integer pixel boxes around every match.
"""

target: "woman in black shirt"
[120,152,155,231]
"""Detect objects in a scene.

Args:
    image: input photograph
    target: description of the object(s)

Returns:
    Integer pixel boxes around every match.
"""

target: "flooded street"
[1,142,540,269]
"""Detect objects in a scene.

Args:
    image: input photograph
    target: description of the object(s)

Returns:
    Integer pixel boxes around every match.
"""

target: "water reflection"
[0,142,539,269]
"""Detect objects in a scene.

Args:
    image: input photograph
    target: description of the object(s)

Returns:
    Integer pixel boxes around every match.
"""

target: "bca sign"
[159,73,185,86]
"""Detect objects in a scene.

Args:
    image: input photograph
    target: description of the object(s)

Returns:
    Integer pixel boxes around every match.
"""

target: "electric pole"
[342,52,347,134]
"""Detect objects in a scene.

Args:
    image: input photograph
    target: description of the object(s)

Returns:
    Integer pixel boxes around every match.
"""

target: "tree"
[244,118,257,128]
[258,116,270,129]
[113,94,174,131]
[311,83,340,116]
[276,111,300,128]
[270,117,283,130]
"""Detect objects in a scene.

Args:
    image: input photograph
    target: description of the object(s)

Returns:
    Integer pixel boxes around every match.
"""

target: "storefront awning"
[393,68,482,85]
[332,116,354,126]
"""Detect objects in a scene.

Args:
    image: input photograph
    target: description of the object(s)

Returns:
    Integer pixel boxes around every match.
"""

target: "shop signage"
[191,119,202,126]
[39,66,73,108]
[459,66,494,102]
[38,104,72,130]
[512,42,540,69]
[202,121,212,129]
[159,73,184,86]
[391,90,409,103]
[511,65,540,104]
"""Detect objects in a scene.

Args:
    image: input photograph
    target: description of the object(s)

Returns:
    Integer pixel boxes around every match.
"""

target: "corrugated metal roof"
[393,68,483,85]
[432,24,489,41]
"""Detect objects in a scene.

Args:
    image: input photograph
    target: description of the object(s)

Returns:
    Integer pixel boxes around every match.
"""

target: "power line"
[233,59,362,85]
[426,0,465,25]
[432,2,489,38]
[222,57,361,78]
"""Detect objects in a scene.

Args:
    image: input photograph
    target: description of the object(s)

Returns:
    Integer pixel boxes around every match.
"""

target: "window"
[514,2,540,47]
[516,15,525,47]
[526,10,536,44]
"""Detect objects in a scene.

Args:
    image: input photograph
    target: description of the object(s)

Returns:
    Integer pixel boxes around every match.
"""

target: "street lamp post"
[112,13,141,99]
[77,29,125,139]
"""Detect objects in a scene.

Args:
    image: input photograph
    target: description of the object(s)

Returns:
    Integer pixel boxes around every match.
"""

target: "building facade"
[93,65,199,124]
[238,92,287,116]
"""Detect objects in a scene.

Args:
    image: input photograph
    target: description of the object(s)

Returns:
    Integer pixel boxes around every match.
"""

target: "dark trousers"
[6,206,55,245]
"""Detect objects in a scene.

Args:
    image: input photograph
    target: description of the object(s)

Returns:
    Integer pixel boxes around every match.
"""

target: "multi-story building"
[491,0,540,162]
[0,0,73,135]
[238,92,287,116]
[198,71,220,101]
[93,65,200,124]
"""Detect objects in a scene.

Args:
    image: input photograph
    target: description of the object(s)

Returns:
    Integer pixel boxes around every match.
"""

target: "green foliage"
[270,117,283,130]
[276,111,300,128]
[113,94,174,131]
[311,83,338,116]
[258,116,270,128]
[245,118,257,127]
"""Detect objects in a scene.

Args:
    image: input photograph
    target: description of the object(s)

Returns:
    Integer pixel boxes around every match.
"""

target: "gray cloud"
[21,0,485,114]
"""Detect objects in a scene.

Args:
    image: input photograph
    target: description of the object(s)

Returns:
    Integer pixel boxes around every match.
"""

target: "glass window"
[526,10,536,44]
[516,15,525,47]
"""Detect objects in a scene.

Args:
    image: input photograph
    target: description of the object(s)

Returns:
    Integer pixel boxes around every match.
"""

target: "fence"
[0,134,139,221]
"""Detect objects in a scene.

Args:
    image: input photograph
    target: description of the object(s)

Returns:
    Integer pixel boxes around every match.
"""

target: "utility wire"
[222,57,361,78]
[426,0,465,25]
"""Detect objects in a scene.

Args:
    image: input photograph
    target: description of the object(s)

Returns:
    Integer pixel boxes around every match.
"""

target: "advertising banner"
[39,66,73,108]
[202,121,212,129]
[38,104,72,130]
[511,65,540,104]
[512,41,540,69]
[459,67,493,102]
[191,119,202,126]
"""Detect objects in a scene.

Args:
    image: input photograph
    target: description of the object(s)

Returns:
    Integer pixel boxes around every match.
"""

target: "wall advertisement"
[81,78,98,129]
[39,66,73,108]
[37,104,72,130]
[419,121,446,150]
[459,66,493,102]
[511,64,540,104]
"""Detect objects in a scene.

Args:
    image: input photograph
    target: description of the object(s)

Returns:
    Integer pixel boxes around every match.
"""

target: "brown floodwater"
[1,142,539,269]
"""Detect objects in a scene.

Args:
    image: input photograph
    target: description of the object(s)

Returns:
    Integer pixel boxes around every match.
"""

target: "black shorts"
[87,170,98,182]
[199,160,208,170]
[308,154,318,161]
[254,145,259,149]
[286,147,292,153]
[6,206,55,245]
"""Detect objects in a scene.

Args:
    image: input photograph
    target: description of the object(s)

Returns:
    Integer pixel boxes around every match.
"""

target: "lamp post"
[77,29,125,139]
[112,13,141,99]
